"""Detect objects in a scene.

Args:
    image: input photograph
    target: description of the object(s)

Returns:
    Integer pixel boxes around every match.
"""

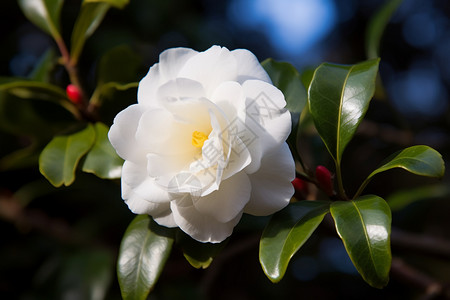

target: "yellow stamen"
[192,131,208,148]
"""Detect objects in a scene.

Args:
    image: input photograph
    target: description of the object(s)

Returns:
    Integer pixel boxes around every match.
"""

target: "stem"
[335,160,347,200]
[353,177,371,199]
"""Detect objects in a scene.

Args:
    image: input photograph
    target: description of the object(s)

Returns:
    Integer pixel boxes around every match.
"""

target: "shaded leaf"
[82,122,123,179]
[29,49,57,82]
[97,45,142,86]
[18,0,63,39]
[355,145,445,198]
[117,215,175,300]
[308,59,379,163]
[330,195,391,288]
[71,3,110,65]
[176,231,227,269]
[387,184,450,211]
[260,201,330,282]
[71,0,131,64]
[39,124,95,187]
[366,0,403,59]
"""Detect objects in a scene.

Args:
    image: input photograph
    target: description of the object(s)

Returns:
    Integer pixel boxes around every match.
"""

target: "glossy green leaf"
[366,0,403,59]
[355,145,445,198]
[18,0,63,39]
[70,0,130,64]
[308,59,379,163]
[387,184,450,211]
[82,122,123,179]
[39,124,95,187]
[117,215,175,300]
[259,201,330,282]
[70,2,110,65]
[330,195,391,288]
[176,231,227,269]
[84,0,129,9]
[97,45,142,86]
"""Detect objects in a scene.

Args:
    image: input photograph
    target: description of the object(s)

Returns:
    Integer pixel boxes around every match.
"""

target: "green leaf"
[70,3,110,65]
[366,0,403,59]
[82,122,123,179]
[330,195,391,288]
[71,0,130,64]
[29,49,57,82]
[176,231,227,269]
[355,145,445,198]
[308,59,380,163]
[387,184,450,211]
[117,215,175,300]
[0,78,79,117]
[261,58,307,115]
[84,0,130,9]
[39,124,96,187]
[18,0,64,39]
[97,45,142,86]
[259,201,330,283]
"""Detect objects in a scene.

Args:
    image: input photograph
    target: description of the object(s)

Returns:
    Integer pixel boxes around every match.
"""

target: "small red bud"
[315,165,334,197]
[66,84,83,104]
[292,177,309,200]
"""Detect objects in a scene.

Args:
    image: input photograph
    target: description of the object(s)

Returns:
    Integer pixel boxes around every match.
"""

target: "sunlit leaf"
[366,0,403,59]
[39,124,95,187]
[330,195,391,288]
[355,145,445,198]
[117,215,175,300]
[176,231,227,269]
[18,0,64,39]
[82,122,123,179]
[260,201,330,282]
[308,59,379,163]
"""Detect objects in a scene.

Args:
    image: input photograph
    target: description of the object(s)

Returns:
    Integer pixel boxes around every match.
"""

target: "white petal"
[171,197,243,243]
[108,104,147,163]
[193,171,251,223]
[211,81,246,119]
[158,47,198,80]
[121,160,171,204]
[244,143,295,216]
[178,46,238,97]
[138,48,198,107]
[242,80,292,173]
[157,78,206,103]
[232,49,271,84]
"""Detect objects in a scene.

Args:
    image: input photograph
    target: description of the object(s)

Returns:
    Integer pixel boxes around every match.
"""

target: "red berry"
[292,177,308,200]
[315,165,334,196]
[66,84,83,104]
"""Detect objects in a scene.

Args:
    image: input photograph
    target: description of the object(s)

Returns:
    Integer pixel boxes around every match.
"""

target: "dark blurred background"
[1,0,449,299]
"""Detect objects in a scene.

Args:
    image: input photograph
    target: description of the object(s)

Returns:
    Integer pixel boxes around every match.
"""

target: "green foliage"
[387,184,450,211]
[355,145,445,198]
[39,124,96,187]
[176,231,228,269]
[81,122,123,179]
[330,196,392,288]
[308,59,380,164]
[117,215,175,300]
[29,49,58,82]
[97,45,142,86]
[366,0,404,59]
[259,201,330,282]
[17,0,64,40]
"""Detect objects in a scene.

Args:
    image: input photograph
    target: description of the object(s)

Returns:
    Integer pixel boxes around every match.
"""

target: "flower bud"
[66,84,82,104]
[292,177,308,200]
[315,165,334,196]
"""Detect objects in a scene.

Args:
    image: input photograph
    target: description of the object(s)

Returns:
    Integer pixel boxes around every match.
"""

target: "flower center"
[192,131,209,148]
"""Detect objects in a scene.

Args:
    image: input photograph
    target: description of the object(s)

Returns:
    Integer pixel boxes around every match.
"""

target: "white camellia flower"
[108,45,295,243]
